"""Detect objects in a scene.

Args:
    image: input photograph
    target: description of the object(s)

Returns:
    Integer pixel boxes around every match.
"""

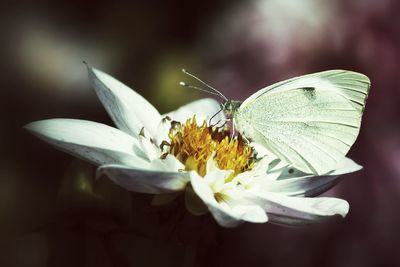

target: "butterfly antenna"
[179,82,222,98]
[181,69,228,101]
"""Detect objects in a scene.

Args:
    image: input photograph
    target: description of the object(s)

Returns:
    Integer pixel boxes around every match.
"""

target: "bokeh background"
[2,0,400,266]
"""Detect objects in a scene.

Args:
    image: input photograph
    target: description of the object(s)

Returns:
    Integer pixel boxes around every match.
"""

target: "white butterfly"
[181,69,370,175]
[222,70,371,175]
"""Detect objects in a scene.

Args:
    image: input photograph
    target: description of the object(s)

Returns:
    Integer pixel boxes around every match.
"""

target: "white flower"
[25,65,362,227]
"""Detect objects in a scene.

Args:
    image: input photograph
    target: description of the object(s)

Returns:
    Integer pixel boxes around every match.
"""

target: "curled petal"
[326,157,363,176]
[98,164,190,194]
[25,119,147,167]
[149,154,185,172]
[232,156,280,188]
[154,117,172,146]
[246,191,349,226]
[263,175,340,197]
[264,157,362,197]
[87,65,161,137]
[154,98,225,144]
[190,172,268,227]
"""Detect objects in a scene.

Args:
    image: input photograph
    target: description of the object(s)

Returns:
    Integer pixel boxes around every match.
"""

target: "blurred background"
[2,0,400,266]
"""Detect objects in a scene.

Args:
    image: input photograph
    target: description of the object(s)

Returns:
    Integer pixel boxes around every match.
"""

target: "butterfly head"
[179,69,242,119]
[221,100,242,119]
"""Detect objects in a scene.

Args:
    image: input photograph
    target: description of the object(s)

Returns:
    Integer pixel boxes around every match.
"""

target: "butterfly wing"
[235,70,370,175]
[242,70,370,112]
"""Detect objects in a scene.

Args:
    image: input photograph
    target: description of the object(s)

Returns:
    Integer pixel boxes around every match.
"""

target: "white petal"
[277,157,361,180]
[154,117,172,146]
[155,98,225,145]
[232,157,281,189]
[87,65,161,137]
[262,175,339,197]
[205,153,220,173]
[247,191,349,226]
[245,148,289,181]
[264,157,362,197]
[251,142,274,158]
[149,154,185,172]
[137,134,160,161]
[164,98,225,125]
[97,164,190,194]
[204,156,233,192]
[204,169,231,193]
[190,172,267,227]
[25,119,147,167]
[327,157,363,175]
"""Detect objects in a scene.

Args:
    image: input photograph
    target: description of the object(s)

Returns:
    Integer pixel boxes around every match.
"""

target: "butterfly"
[181,69,370,175]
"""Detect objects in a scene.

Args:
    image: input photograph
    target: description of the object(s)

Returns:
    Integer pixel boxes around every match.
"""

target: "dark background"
[2,0,400,266]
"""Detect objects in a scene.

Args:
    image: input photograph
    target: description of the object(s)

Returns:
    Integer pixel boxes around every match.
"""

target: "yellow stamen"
[167,116,254,178]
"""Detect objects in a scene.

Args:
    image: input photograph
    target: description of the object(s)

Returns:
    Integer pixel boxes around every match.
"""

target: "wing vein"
[253,127,318,173]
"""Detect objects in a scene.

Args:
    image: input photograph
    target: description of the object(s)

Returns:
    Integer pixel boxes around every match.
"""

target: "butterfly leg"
[231,118,235,138]
[241,134,250,143]
[208,107,223,126]
[215,119,230,129]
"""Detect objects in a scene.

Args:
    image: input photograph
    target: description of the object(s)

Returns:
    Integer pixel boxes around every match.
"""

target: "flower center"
[166,116,255,178]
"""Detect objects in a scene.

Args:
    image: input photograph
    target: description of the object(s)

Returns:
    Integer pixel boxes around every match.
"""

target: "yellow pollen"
[167,116,254,178]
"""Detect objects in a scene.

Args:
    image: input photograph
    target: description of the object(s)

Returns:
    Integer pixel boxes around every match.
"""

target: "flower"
[25,65,362,227]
